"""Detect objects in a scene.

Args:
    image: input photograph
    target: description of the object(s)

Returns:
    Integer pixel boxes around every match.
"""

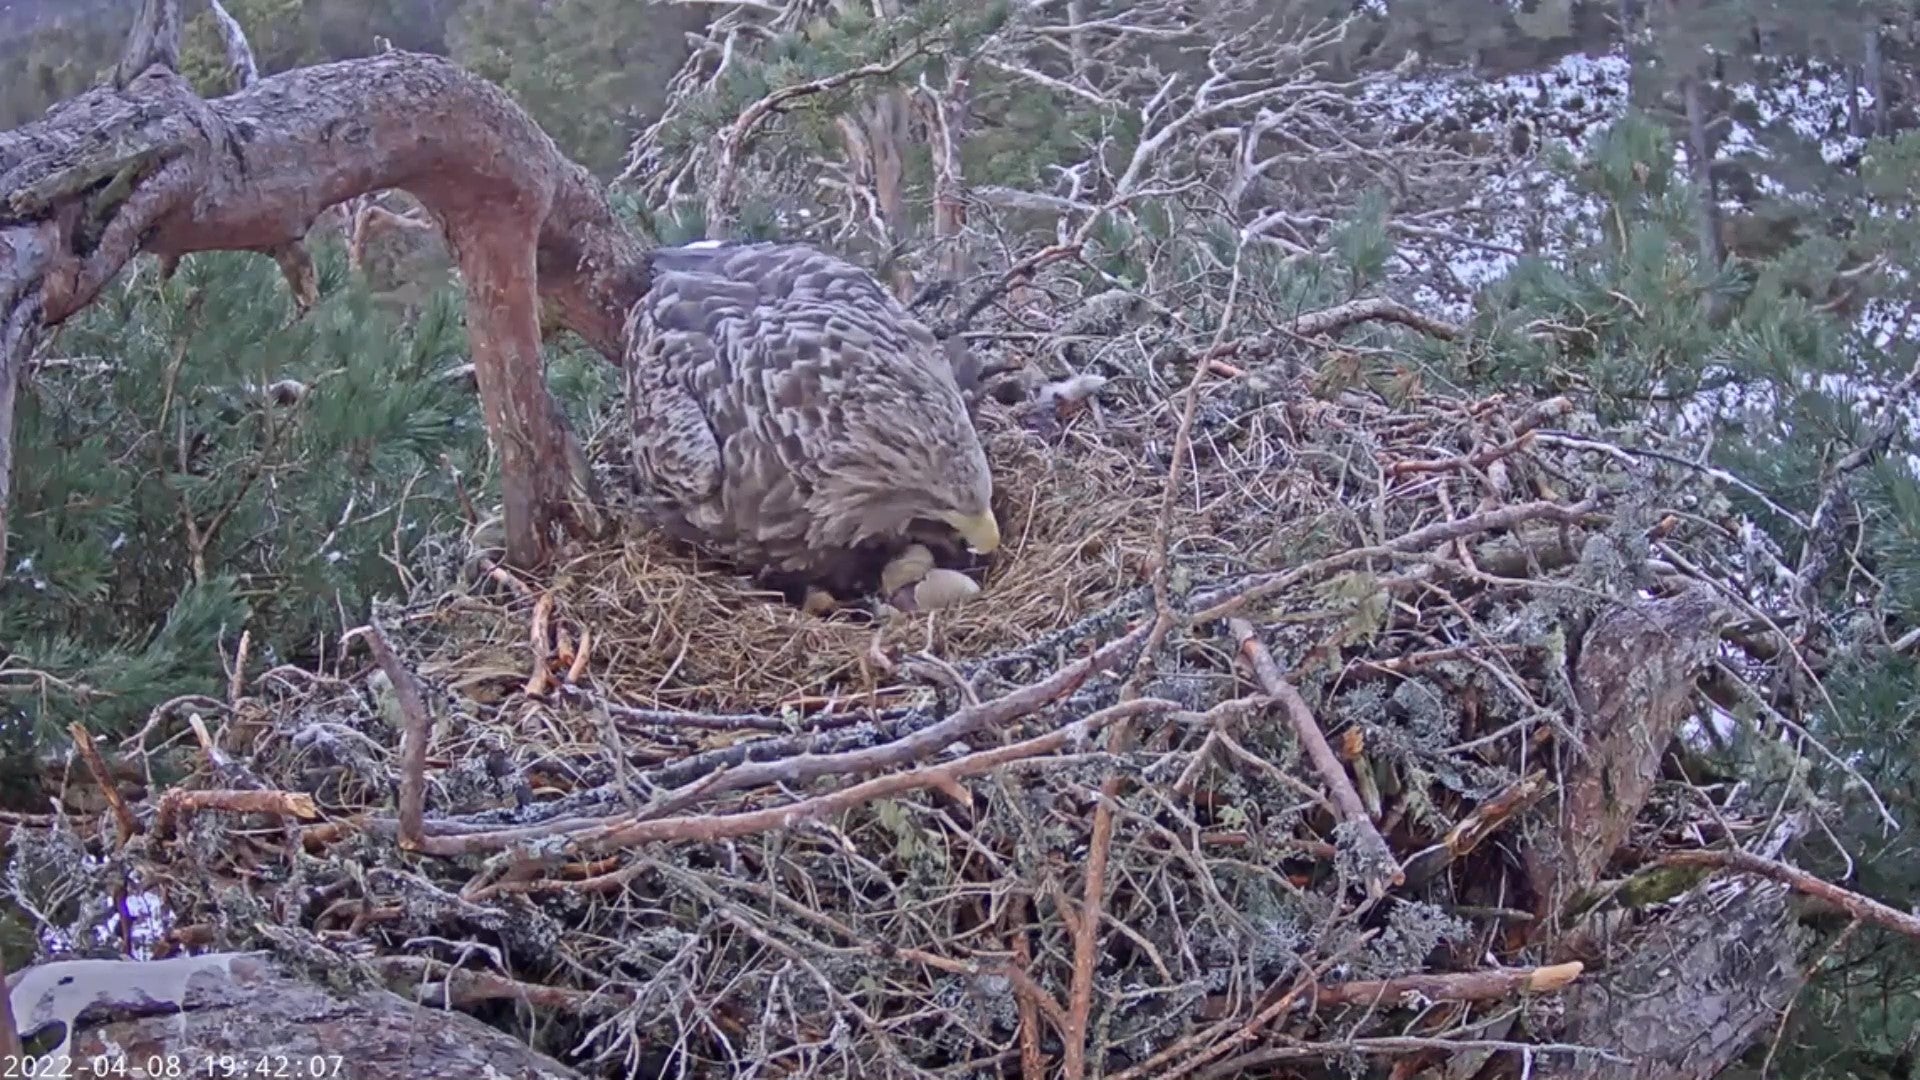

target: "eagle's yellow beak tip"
[956,510,1000,555]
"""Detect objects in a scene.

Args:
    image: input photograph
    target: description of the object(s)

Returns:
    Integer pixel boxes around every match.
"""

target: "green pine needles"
[2,242,486,741]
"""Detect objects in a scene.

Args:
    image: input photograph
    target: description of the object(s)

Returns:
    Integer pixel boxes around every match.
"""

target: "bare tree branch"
[346,620,435,852]
[1231,619,1400,895]
[0,53,644,568]
[1660,848,1920,943]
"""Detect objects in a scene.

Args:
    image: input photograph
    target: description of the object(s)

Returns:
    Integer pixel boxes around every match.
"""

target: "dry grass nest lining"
[407,376,1352,716]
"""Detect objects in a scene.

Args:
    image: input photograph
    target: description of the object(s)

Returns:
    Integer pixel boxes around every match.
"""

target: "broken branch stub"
[1523,585,1727,923]
[0,52,648,569]
[113,0,183,89]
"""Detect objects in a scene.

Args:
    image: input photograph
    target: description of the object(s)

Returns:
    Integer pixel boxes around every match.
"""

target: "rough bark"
[7,952,583,1079]
[1512,584,1817,1080]
[1682,76,1723,272]
[1540,882,1812,1080]
[114,0,182,89]
[919,58,974,281]
[845,0,909,241]
[1525,585,1725,919]
[866,95,911,235]
[0,52,645,568]
[833,92,914,297]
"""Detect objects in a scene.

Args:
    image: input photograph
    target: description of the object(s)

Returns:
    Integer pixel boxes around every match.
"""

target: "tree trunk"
[1513,587,1825,1079]
[1524,586,1725,921]
[7,953,584,1079]
[919,59,975,282]
[443,210,582,565]
[1865,26,1887,138]
[1067,0,1091,82]
[1540,883,1812,1080]
[0,53,645,569]
[865,94,910,236]
[834,92,915,299]
[1682,76,1723,273]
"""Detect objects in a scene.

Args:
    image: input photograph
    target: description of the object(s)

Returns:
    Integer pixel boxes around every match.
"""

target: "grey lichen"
[1350,899,1471,981]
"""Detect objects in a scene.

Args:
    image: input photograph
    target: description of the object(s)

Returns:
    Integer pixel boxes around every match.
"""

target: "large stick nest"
[9,329,1781,1078]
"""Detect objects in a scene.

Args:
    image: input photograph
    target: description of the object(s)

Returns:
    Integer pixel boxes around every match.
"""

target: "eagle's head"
[811,386,999,558]
[922,466,1001,556]
[900,335,997,553]
[854,446,999,556]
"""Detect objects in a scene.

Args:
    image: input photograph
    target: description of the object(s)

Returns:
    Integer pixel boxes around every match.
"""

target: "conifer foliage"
[3,244,485,742]
[4,1,1920,1077]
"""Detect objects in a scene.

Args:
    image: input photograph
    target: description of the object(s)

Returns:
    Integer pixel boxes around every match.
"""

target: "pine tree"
[0,15,126,129]
[1460,103,1920,1075]
[3,242,497,749]
[446,0,709,176]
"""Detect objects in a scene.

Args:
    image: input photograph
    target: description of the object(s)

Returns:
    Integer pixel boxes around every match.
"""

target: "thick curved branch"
[2,54,644,351]
[0,52,647,567]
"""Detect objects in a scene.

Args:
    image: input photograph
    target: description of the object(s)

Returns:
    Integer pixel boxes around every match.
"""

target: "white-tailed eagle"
[624,241,998,600]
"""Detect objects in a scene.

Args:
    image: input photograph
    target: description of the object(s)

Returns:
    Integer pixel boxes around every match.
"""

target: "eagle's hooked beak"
[946,509,1001,555]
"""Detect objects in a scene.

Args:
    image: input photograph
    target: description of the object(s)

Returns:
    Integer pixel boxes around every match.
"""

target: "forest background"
[3,0,1919,1077]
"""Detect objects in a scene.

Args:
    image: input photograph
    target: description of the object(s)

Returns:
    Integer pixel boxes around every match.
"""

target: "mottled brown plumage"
[624,241,997,597]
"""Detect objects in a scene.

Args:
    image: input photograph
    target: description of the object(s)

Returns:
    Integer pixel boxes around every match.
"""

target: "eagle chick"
[625,242,998,600]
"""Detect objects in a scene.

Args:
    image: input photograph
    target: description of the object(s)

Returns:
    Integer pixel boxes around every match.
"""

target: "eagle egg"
[913,568,981,610]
